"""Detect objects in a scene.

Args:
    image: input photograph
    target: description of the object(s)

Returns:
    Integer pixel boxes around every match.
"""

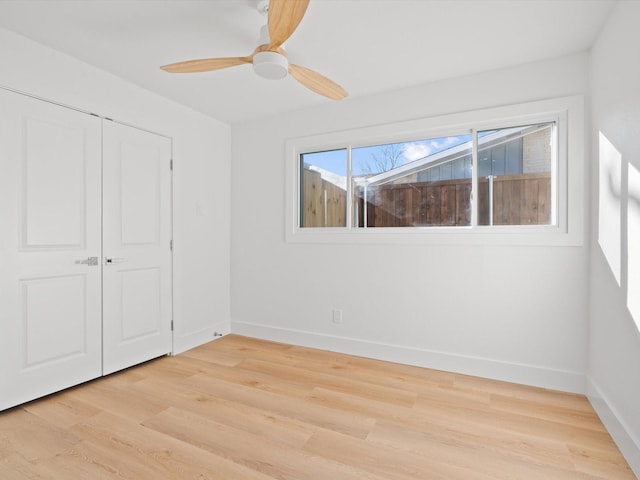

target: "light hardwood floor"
[0,334,635,479]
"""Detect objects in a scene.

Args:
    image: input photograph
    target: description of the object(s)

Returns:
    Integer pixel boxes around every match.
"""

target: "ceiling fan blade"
[289,64,347,100]
[161,56,251,73]
[268,0,310,49]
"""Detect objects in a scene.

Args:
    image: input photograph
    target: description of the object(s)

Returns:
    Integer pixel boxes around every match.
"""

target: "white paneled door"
[1,90,173,410]
[0,89,102,410]
[102,121,173,375]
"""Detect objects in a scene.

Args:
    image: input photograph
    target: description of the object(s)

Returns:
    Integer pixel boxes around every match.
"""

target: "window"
[286,96,584,245]
[353,134,473,228]
[477,123,555,226]
[300,149,347,227]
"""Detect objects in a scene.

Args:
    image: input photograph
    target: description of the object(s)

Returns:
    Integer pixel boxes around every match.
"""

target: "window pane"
[477,122,555,226]
[300,149,347,227]
[353,134,472,227]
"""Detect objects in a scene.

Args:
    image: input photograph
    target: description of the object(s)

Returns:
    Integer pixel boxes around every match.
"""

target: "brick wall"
[523,127,552,173]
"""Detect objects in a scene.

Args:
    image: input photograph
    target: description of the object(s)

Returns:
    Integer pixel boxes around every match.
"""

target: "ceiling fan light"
[253,51,289,80]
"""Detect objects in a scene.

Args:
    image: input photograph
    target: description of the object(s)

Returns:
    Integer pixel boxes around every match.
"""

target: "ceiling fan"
[160,0,347,100]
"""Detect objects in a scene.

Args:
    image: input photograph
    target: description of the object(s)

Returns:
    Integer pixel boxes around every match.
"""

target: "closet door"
[0,89,102,411]
[102,121,173,375]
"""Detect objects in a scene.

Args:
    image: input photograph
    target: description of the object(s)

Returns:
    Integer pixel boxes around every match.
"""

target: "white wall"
[0,27,232,353]
[231,53,590,393]
[588,1,640,475]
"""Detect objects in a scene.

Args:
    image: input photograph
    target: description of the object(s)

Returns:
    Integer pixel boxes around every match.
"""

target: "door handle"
[105,257,127,264]
[76,256,99,266]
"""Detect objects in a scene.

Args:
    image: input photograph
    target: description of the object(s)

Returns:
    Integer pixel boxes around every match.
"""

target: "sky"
[302,134,472,178]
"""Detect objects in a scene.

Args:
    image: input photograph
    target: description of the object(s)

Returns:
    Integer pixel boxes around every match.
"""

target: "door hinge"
[171,320,174,331]
[169,159,173,170]
[170,239,173,251]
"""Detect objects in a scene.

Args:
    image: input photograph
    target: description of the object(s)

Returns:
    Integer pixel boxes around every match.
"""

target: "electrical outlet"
[332,309,343,324]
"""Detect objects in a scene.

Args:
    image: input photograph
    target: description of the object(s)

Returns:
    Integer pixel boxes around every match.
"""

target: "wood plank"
[366,420,599,480]
[489,393,608,432]
[143,407,387,480]
[325,181,346,227]
[440,184,456,225]
[478,177,490,225]
[522,177,539,224]
[416,397,609,447]
[455,181,472,225]
[0,409,81,462]
[0,454,50,480]
[452,373,594,412]
[380,187,394,226]
[426,184,441,225]
[285,344,457,394]
[394,186,406,226]
[302,169,323,227]
[416,185,428,225]
[304,427,498,480]
[130,377,315,449]
[63,377,169,424]
[65,411,274,480]
[23,392,101,430]
[184,373,377,439]
[236,357,418,407]
[538,174,552,223]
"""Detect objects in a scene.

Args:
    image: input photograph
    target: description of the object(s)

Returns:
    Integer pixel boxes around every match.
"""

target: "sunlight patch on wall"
[628,162,640,331]
[598,131,622,286]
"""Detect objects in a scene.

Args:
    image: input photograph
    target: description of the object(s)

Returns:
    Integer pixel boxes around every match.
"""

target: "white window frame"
[285,95,584,246]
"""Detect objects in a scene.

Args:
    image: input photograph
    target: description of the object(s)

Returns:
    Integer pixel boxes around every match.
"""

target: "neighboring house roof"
[358,124,549,187]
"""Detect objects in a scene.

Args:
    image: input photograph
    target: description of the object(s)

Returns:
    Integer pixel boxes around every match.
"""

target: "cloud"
[431,136,461,150]
[402,143,432,161]
[402,136,462,162]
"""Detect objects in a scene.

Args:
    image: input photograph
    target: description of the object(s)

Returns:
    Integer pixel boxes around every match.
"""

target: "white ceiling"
[0,0,615,124]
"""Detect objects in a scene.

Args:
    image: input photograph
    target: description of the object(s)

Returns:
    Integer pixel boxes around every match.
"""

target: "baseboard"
[231,320,586,394]
[587,377,640,478]
[173,319,231,355]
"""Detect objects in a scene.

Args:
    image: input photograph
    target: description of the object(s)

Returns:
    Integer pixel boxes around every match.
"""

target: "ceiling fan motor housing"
[253,51,289,80]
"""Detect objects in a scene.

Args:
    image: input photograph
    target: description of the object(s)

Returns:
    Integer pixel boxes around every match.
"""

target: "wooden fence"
[357,179,469,227]
[478,173,551,226]
[302,169,550,227]
[301,169,347,227]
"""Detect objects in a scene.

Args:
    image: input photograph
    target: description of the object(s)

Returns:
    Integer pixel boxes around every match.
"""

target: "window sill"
[286,224,582,246]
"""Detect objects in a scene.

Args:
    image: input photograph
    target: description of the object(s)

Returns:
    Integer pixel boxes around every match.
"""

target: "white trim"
[231,320,586,394]
[472,127,479,227]
[285,95,584,246]
[586,377,640,478]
